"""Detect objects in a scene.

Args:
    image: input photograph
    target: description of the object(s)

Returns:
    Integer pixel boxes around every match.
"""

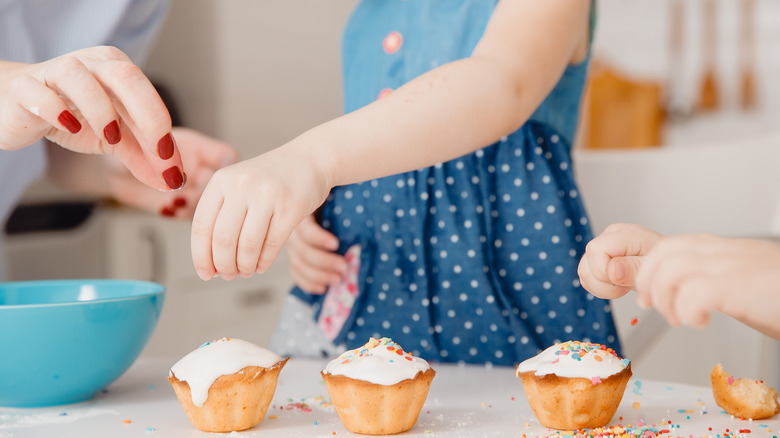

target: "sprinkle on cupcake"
[338,337,414,364]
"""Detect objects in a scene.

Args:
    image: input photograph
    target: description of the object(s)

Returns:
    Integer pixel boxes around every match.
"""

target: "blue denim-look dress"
[276,0,620,366]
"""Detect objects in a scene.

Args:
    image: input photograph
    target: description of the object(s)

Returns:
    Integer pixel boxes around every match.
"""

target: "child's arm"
[191,0,591,280]
[579,224,780,340]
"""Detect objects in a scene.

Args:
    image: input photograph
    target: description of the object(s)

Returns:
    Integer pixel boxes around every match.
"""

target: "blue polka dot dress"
[275,0,620,366]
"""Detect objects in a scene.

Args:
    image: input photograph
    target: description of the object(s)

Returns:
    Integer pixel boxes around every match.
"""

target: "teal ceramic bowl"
[0,279,165,407]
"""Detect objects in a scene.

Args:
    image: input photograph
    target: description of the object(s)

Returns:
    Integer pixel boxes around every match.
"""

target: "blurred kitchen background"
[5,0,779,387]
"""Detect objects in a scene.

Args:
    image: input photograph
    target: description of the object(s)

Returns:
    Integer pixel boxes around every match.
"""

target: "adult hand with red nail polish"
[0,46,186,191]
[191,144,332,281]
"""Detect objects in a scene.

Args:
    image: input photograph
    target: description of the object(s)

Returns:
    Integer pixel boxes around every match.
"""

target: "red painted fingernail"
[103,120,121,145]
[173,197,187,208]
[163,166,184,190]
[160,206,175,217]
[158,133,174,160]
[58,110,81,134]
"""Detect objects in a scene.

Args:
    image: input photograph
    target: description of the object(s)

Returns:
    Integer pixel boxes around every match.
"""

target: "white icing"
[515,341,628,380]
[169,338,282,407]
[322,337,430,386]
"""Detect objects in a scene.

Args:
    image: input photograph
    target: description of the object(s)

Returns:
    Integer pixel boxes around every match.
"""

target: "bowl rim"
[0,279,165,309]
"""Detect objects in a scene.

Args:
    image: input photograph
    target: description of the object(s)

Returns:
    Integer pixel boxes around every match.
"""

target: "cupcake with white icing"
[167,338,287,432]
[516,340,631,430]
[322,337,435,435]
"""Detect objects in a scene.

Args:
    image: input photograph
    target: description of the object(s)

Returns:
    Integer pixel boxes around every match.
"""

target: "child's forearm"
[286,0,590,189]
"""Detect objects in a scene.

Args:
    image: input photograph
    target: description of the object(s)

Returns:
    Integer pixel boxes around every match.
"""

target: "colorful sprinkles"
[338,337,415,364]
[198,337,232,349]
[552,341,627,366]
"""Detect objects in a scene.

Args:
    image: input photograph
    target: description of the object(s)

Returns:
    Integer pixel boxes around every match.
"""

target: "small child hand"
[287,214,347,294]
[190,146,331,281]
[634,234,780,331]
[578,223,662,300]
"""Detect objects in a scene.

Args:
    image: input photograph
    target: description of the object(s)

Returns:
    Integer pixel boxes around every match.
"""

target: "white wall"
[143,0,359,160]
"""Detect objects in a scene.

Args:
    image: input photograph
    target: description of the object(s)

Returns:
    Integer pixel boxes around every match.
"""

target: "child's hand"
[190,146,331,281]
[578,223,663,300]
[634,234,780,331]
[287,214,347,294]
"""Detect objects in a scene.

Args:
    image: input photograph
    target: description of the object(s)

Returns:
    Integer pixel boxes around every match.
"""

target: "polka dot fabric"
[281,0,618,365]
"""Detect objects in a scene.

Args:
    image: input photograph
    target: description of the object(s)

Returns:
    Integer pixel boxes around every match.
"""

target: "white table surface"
[1,357,779,438]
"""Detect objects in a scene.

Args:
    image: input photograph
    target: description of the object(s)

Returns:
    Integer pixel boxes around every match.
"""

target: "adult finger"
[43,57,122,148]
[1,74,80,148]
[87,56,183,190]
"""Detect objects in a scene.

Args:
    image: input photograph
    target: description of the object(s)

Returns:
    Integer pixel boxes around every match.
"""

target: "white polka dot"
[535,325,544,334]
[539,251,547,260]
[465,321,473,329]
[412,313,421,321]
[378,292,387,300]
[447,309,456,318]
[395,298,403,306]
[525,267,534,275]
[442,280,451,289]
[440,250,448,259]
[402,326,411,334]
[521,238,530,246]
[565,325,573,333]
[494,239,503,248]
[382,320,391,329]
[469,348,478,356]
[543,281,551,289]
[470,280,478,288]
[356,317,365,326]
[453,265,462,274]
[383,194,392,203]
[530,296,540,305]
[393,268,402,277]
[435,324,443,333]
[548,310,557,319]
[467,249,476,258]
[432,296,440,304]
[452,337,461,345]
[459,293,468,301]
[421,299,430,307]
[367,305,375,314]
[534,221,543,230]
[577,309,586,317]
[526,162,535,171]
[530,192,539,201]
[513,282,523,291]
